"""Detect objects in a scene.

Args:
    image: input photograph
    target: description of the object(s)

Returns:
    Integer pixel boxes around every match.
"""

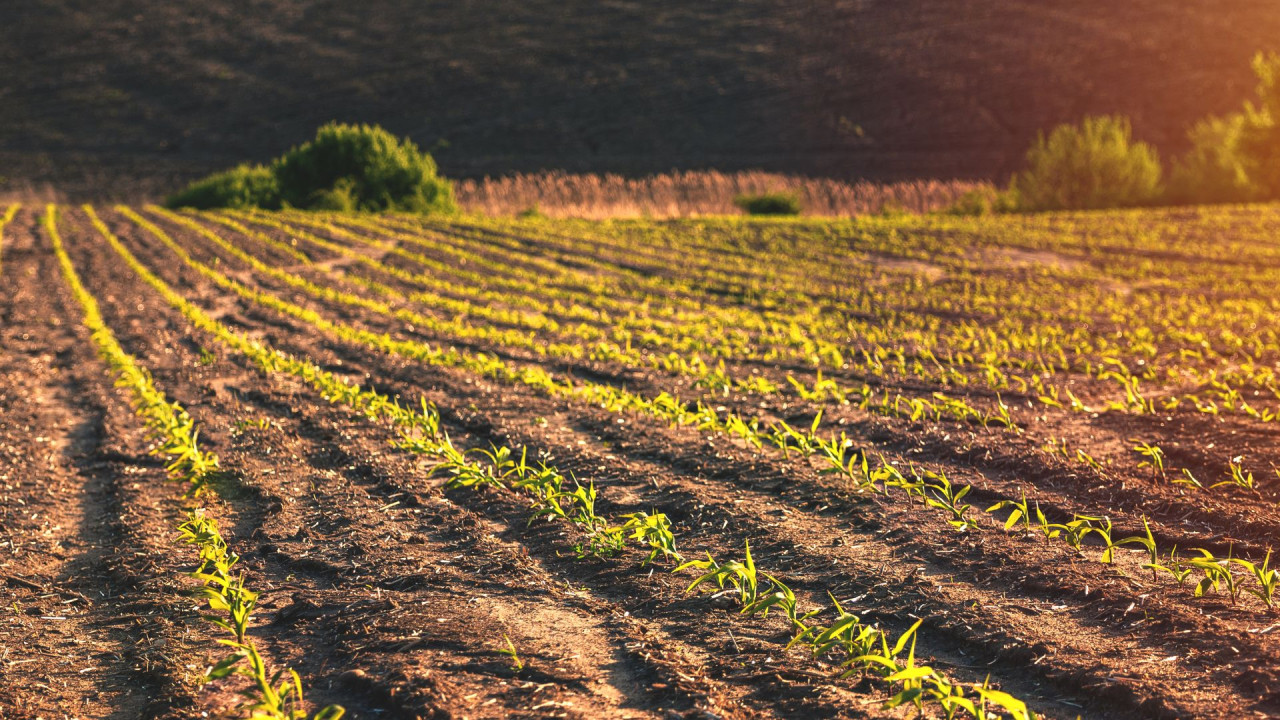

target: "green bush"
[734,192,801,215]
[306,177,359,212]
[1166,113,1260,205]
[1012,115,1162,211]
[166,123,455,214]
[874,200,911,219]
[942,186,1016,216]
[165,164,280,210]
[273,123,455,213]
[1235,52,1280,199]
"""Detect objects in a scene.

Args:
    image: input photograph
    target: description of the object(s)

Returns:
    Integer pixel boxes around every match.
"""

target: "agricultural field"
[5,202,1280,719]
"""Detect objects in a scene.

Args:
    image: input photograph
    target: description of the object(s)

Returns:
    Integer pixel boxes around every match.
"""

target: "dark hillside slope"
[2,0,1277,195]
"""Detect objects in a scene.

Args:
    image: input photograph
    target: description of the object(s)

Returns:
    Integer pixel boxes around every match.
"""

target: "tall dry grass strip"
[455,170,987,218]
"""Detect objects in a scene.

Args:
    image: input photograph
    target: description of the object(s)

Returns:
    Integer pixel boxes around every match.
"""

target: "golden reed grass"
[455,170,988,218]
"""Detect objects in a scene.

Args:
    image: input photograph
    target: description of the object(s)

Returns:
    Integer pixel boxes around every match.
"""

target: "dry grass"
[455,171,990,218]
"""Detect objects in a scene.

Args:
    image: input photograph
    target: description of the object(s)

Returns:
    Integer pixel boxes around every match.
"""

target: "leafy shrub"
[1235,52,1280,199]
[942,186,1016,216]
[306,177,359,212]
[165,164,280,210]
[273,123,455,213]
[734,192,801,216]
[874,200,911,219]
[166,123,455,214]
[1166,113,1260,205]
[1012,115,1162,211]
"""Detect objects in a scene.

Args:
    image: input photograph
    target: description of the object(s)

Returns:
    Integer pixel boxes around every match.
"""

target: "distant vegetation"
[1005,52,1280,212]
[166,123,456,214]
[456,171,984,218]
[734,192,802,215]
[941,187,1014,217]
[1011,116,1162,211]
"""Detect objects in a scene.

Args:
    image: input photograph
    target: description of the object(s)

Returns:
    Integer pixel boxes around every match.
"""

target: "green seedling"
[804,597,884,664]
[972,677,1036,720]
[1231,550,1280,608]
[881,460,923,499]
[1114,516,1159,579]
[1131,440,1165,480]
[1074,449,1103,471]
[1174,469,1204,490]
[1212,458,1256,491]
[1030,502,1061,545]
[815,433,868,486]
[677,541,759,607]
[1087,516,1120,564]
[1147,546,1194,587]
[923,471,978,531]
[742,574,822,635]
[849,618,929,683]
[914,675,978,720]
[987,490,1034,534]
[615,511,682,566]
[1186,548,1239,602]
[498,633,524,673]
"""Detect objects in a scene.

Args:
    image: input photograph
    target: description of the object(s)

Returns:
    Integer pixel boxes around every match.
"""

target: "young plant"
[972,677,1035,720]
[498,633,524,673]
[1113,516,1159,579]
[802,595,884,664]
[923,471,979,532]
[1147,546,1194,587]
[615,511,682,566]
[1030,502,1061,545]
[1212,458,1256,492]
[986,490,1034,535]
[1131,440,1165,480]
[1174,469,1204,490]
[677,541,760,607]
[1232,550,1280,608]
[1185,549,1236,602]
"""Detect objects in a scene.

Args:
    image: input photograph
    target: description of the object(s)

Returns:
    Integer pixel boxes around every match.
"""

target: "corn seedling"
[677,541,759,607]
[1186,549,1239,603]
[1212,458,1256,492]
[1174,469,1204,490]
[804,596,885,664]
[1131,440,1165,480]
[1147,547,1194,587]
[972,678,1036,720]
[1029,502,1061,545]
[1231,550,1280,608]
[923,471,979,531]
[741,574,821,632]
[615,511,682,566]
[1114,516,1159,579]
[497,633,525,673]
[986,490,1034,534]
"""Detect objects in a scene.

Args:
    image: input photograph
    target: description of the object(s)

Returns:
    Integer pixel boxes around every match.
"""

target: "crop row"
[47,206,343,720]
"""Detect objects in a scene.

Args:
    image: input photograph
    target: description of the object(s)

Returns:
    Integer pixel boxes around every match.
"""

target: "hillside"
[3,0,1279,196]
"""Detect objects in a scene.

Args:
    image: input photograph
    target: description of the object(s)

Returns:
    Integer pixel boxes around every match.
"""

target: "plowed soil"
[3,205,1280,720]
